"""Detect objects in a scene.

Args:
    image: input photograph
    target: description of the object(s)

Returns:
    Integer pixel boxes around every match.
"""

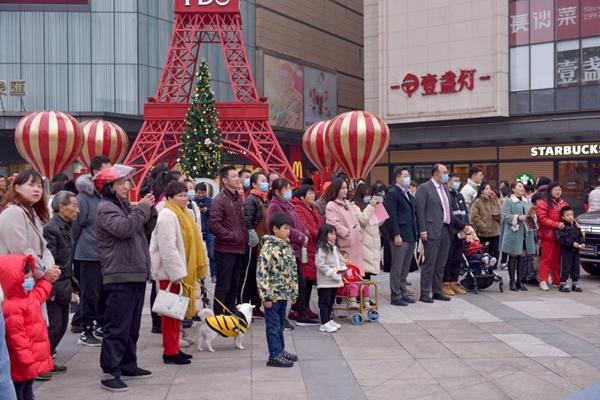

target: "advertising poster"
[263,54,304,130]
[303,66,337,129]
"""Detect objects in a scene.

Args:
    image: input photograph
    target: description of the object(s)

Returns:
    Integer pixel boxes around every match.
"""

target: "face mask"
[259,182,269,193]
[243,178,251,189]
[402,177,411,187]
[363,196,372,204]
[451,181,461,191]
[23,277,34,293]
[187,190,195,201]
[282,190,292,202]
[441,173,449,184]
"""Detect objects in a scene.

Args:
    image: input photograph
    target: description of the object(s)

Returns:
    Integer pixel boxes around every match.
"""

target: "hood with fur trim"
[75,174,95,196]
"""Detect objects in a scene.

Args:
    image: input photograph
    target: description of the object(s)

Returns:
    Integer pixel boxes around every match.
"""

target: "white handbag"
[152,282,190,321]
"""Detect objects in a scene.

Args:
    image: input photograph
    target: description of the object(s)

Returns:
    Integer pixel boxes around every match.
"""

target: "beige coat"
[0,205,54,278]
[352,203,381,275]
[150,208,188,282]
[469,196,501,237]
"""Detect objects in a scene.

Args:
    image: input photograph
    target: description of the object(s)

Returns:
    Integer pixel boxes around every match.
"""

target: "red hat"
[92,164,135,192]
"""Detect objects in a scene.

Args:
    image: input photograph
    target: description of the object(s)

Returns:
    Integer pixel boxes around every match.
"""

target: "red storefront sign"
[581,0,600,37]
[555,0,579,40]
[530,0,554,43]
[510,0,530,46]
[391,70,485,97]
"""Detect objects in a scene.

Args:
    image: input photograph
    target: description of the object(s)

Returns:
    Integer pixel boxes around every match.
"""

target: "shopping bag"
[152,282,189,320]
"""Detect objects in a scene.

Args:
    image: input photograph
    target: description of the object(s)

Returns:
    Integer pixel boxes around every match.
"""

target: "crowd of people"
[0,159,597,396]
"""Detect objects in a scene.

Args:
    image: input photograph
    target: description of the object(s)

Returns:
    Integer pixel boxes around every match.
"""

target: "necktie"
[439,185,451,224]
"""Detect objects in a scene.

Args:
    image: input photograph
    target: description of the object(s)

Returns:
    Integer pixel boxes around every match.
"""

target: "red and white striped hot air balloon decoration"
[302,119,340,172]
[326,111,390,180]
[14,111,83,179]
[78,120,129,170]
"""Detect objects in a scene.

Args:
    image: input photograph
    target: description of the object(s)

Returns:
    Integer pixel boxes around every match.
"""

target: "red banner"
[581,0,600,37]
[510,0,530,46]
[530,0,554,43]
[556,0,579,40]
[174,0,240,13]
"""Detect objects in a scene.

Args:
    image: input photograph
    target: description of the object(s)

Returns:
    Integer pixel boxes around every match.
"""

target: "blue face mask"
[187,190,195,201]
[259,182,269,193]
[441,173,449,184]
[242,178,251,189]
[282,190,292,202]
[402,176,411,187]
[363,196,372,204]
[23,277,34,293]
[451,181,461,191]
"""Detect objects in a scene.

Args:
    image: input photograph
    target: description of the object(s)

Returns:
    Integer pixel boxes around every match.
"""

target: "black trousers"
[478,236,500,260]
[214,251,244,315]
[444,236,464,282]
[149,280,161,329]
[14,380,33,400]
[290,259,307,317]
[382,238,392,273]
[79,260,104,331]
[71,261,81,327]
[304,279,316,312]
[240,247,262,308]
[47,300,69,354]
[317,287,337,325]
[560,248,581,283]
[100,282,146,379]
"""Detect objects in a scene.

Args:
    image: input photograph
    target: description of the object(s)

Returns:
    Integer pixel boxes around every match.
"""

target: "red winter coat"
[0,254,53,382]
[291,198,323,281]
[536,198,569,242]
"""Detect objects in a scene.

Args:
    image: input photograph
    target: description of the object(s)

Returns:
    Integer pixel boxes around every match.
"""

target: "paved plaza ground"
[34,270,600,400]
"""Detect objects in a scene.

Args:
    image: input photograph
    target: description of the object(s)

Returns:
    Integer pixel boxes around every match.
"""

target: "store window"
[510,46,530,91]
[531,43,555,89]
[473,163,499,190]
[591,161,600,187]
[558,161,588,216]
[451,164,470,183]
[413,165,432,185]
[556,40,579,87]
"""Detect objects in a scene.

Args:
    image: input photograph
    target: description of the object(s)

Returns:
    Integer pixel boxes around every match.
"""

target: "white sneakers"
[319,320,339,333]
[539,281,550,291]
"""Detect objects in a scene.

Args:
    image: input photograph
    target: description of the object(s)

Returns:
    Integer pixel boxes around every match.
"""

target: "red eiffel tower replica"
[124,0,296,196]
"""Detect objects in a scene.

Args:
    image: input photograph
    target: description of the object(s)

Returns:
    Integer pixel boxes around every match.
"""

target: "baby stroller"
[458,251,504,294]
[333,263,379,325]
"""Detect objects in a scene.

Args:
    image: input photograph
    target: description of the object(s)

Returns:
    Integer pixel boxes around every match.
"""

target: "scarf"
[250,188,268,202]
[164,200,207,319]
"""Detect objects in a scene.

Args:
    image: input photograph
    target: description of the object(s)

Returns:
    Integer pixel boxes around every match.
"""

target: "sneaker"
[122,368,152,380]
[93,327,104,340]
[78,332,102,347]
[288,310,299,321]
[281,351,298,362]
[266,354,293,368]
[70,324,83,334]
[572,285,583,292]
[559,283,571,293]
[329,320,341,329]
[539,281,550,291]
[51,364,67,375]
[101,378,128,392]
[392,297,409,306]
[35,373,52,381]
[402,296,416,304]
[319,322,337,333]
[284,319,294,331]
[296,316,320,326]
[252,309,265,319]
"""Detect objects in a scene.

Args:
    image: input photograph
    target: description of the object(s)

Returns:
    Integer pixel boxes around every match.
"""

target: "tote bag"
[152,282,189,320]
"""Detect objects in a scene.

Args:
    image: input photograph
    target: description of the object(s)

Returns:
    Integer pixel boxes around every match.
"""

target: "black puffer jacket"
[43,214,73,304]
[556,221,585,249]
[96,194,152,284]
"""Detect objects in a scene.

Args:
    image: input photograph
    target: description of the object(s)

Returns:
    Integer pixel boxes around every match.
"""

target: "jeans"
[205,234,218,278]
[0,312,16,400]
[213,251,243,315]
[264,300,287,358]
[100,282,146,379]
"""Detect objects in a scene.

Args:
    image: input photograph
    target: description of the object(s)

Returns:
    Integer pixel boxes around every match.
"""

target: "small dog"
[197,303,254,352]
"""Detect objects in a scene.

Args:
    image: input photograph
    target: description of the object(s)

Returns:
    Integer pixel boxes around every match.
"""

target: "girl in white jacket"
[315,224,346,333]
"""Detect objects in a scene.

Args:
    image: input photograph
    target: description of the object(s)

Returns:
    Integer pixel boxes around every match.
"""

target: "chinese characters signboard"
[582,0,600,37]
[390,70,485,98]
[582,45,600,84]
[556,48,580,85]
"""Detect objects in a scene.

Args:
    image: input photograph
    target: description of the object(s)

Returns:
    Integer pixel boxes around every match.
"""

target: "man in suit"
[384,167,419,306]
[415,164,453,303]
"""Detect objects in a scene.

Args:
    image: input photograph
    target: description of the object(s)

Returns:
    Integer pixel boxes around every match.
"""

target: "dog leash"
[203,287,237,317]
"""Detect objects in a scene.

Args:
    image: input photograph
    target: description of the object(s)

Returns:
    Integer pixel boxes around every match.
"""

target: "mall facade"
[0,0,364,175]
[365,0,600,214]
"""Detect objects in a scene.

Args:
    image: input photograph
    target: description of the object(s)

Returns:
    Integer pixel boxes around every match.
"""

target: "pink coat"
[325,200,364,273]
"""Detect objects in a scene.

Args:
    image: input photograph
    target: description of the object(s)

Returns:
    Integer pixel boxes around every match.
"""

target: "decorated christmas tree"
[180,61,223,178]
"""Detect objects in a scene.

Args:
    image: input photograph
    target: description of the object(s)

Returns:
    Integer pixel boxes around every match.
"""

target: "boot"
[442,282,455,296]
[517,257,528,291]
[508,257,518,291]
[449,282,466,295]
